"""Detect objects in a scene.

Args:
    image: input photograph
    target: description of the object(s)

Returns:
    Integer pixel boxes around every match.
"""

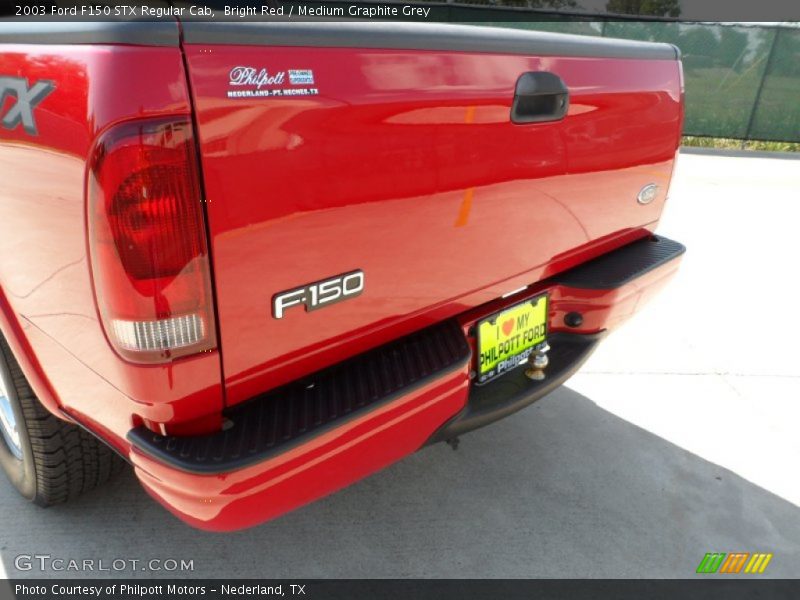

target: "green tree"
[678,25,719,67]
[718,27,749,71]
[770,28,800,77]
[606,0,681,17]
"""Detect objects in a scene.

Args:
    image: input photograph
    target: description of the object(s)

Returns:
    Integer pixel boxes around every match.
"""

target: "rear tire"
[0,334,125,506]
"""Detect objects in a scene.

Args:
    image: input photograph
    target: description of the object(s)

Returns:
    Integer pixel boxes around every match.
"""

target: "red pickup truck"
[0,19,685,531]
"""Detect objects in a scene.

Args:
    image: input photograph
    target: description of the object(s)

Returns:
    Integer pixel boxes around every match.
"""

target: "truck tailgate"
[181,22,682,406]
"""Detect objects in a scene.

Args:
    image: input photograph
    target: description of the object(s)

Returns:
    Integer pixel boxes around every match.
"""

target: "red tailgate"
[182,25,682,405]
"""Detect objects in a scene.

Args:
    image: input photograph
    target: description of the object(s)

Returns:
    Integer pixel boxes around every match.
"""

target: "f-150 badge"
[227,66,319,99]
[0,76,54,135]
[273,271,364,319]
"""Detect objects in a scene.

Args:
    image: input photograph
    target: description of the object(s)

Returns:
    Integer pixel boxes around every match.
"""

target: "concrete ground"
[1,151,798,579]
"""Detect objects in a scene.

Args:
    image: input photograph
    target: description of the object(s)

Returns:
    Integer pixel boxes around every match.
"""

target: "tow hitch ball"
[525,341,550,381]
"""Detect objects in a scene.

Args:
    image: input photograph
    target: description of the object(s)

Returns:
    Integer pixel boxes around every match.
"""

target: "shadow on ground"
[2,387,798,579]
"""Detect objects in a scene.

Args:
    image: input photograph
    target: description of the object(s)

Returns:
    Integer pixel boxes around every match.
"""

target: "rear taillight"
[88,117,216,363]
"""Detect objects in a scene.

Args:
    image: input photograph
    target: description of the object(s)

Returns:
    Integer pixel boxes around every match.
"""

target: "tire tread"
[0,337,124,506]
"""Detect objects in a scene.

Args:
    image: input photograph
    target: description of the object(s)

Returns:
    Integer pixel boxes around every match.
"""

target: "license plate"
[476,294,548,384]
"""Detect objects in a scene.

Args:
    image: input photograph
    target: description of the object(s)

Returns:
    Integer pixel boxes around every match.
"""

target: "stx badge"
[0,77,55,135]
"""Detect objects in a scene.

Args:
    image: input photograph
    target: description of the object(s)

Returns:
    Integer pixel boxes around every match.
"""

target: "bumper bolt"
[532,353,549,369]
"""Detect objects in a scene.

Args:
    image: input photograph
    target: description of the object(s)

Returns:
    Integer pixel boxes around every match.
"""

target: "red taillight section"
[88,117,216,363]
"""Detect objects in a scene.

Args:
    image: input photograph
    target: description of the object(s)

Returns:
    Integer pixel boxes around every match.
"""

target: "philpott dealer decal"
[227,67,319,99]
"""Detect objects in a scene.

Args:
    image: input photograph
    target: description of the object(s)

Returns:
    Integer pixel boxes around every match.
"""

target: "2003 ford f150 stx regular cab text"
[0,19,685,531]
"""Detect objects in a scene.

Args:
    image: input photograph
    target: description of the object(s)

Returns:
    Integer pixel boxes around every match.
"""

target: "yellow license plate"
[476,294,548,384]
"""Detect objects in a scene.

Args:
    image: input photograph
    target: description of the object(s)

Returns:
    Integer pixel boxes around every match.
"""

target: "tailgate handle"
[511,72,569,124]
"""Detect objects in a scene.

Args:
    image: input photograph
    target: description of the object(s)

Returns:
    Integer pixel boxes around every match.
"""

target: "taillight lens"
[88,117,216,363]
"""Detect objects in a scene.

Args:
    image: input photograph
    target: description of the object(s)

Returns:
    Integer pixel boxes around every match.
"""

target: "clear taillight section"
[88,117,216,363]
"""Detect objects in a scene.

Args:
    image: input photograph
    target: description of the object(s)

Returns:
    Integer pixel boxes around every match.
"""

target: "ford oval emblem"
[637,183,659,205]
